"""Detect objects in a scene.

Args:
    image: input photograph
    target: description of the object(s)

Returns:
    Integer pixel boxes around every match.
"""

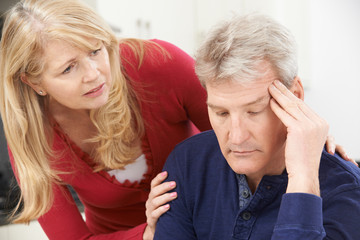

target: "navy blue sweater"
[155,130,360,240]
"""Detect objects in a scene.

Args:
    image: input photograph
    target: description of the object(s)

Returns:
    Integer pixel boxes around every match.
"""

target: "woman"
[0,0,352,239]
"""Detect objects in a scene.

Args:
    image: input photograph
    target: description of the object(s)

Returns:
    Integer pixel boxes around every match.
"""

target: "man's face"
[206,63,288,187]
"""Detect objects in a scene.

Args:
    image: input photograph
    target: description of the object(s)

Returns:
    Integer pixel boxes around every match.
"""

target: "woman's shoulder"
[119,38,193,72]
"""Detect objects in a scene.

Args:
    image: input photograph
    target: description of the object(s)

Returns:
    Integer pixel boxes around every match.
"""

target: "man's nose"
[229,118,250,145]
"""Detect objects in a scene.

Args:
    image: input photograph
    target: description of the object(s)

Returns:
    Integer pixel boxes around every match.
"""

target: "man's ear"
[290,76,304,100]
[20,73,46,96]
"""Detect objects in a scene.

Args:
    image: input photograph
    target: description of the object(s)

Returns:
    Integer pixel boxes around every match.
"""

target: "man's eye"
[217,112,229,117]
[248,110,262,115]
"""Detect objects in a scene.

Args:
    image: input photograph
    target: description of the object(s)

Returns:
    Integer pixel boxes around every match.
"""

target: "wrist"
[143,225,154,240]
[286,175,320,196]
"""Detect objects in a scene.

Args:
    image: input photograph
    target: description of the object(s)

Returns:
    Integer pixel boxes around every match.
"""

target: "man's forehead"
[206,77,275,93]
[244,94,271,106]
[206,79,272,108]
[205,59,278,89]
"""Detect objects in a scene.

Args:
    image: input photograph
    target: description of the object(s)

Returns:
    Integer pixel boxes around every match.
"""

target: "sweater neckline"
[52,120,153,189]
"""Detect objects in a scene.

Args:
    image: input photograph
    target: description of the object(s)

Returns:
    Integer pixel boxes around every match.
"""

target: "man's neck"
[245,166,286,194]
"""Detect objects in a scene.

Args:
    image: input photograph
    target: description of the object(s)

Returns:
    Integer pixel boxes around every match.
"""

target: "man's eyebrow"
[207,102,220,109]
[244,95,270,107]
[207,95,270,109]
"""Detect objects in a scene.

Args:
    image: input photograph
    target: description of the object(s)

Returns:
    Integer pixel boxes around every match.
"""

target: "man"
[154,14,360,239]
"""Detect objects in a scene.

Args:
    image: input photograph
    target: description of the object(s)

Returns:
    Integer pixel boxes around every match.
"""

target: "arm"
[38,183,148,240]
[269,79,360,239]
[273,185,360,240]
[269,79,327,196]
[8,148,147,240]
[153,151,197,240]
[269,79,326,239]
[151,39,212,132]
[39,183,144,240]
[130,40,209,239]
[143,171,177,240]
[322,187,360,239]
[272,193,325,239]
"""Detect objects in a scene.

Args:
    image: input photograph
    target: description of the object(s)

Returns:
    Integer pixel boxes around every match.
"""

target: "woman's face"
[38,39,113,111]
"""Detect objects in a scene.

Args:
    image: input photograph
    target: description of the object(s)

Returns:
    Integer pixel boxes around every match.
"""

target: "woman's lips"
[84,83,105,96]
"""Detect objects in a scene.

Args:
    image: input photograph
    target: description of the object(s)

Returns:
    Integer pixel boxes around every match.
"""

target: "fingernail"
[161,171,167,177]
[169,181,176,187]
[170,192,177,198]
[163,204,170,209]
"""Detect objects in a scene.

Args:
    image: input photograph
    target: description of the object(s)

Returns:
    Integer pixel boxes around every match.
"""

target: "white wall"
[306,0,360,160]
[94,0,197,55]
[231,0,360,160]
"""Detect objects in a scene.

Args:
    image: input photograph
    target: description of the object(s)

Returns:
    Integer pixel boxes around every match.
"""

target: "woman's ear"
[290,76,304,100]
[20,73,46,96]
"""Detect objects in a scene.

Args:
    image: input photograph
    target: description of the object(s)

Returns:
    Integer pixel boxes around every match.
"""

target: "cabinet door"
[96,0,196,55]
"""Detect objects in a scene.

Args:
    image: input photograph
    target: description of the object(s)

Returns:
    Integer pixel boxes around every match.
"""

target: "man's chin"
[225,153,261,174]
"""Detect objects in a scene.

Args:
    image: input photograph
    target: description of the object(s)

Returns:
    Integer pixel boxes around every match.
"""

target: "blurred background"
[0,0,359,239]
[84,0,360,161]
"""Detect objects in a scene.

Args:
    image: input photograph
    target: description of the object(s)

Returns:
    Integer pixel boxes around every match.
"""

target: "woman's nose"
[82,58,100,83]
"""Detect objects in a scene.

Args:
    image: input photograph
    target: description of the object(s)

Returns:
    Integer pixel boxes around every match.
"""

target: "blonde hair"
[0,0,147,223]
[195,14,298,88]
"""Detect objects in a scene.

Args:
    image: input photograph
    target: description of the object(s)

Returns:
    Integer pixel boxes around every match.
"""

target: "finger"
[270,81,324,124]
[148,204,171,225]
[333,146,358,166]
[150,171,168,189]
[149,180,176,200]
[150,192,177,210]
[335,145,350,160]
[269,98,297,127]
[325,135,336,155]
[336,146,348,160]
[272,80,300,102]
[348,158,359,167]
[269,82,306,121]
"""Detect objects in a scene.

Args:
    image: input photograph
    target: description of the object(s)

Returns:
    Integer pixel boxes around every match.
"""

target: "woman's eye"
[91,48,102,56]
[63,65,72,74]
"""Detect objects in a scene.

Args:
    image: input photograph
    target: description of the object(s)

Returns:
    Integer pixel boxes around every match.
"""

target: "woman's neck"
[48,98,90,122]
[48,98,97,155]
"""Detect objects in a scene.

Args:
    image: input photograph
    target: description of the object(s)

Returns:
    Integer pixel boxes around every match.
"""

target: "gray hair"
[195,13,298,88]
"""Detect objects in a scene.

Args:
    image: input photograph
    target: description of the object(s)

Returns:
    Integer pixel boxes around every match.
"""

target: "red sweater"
[9,39,211,239]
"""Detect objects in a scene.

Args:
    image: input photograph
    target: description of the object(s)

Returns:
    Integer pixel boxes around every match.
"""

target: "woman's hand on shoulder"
[143,171,177,240]
[325,134,358,166]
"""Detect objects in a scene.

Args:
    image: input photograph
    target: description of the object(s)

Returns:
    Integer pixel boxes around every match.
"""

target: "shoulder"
[119,39,193,69]
[120,39,195,86]
[319,149,360,199]
[165,130,221,170]
[173,130,218,154]
[150,39,193,61]
[145,39,195,75]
